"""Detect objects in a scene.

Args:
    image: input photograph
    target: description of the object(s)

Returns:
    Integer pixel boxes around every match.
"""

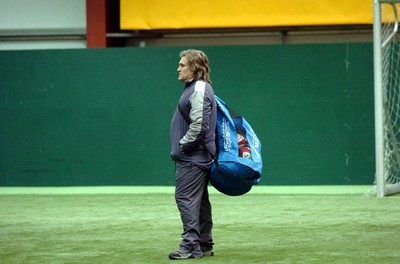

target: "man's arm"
[179,82,210,152]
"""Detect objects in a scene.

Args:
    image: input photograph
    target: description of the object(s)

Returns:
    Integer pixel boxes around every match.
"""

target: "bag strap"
[178,104,219,166]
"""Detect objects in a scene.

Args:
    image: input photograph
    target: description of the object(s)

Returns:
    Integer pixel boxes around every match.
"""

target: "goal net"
[373,0,400,197]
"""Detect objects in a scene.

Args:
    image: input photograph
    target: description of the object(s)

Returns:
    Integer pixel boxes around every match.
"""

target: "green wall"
[0,44,374,186]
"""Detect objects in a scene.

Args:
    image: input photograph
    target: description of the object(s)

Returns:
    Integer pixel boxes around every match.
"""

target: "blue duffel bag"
[210,96,263,196]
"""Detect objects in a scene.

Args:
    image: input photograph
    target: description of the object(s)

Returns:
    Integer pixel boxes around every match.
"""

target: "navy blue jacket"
[170,80,217,170]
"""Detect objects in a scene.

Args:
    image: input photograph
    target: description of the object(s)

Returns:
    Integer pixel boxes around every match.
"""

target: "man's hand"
[179,145,185,154]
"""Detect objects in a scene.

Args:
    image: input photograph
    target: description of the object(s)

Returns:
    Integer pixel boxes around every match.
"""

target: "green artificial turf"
[0,186,399,263]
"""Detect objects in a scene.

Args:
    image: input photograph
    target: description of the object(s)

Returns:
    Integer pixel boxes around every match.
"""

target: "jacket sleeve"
[179,82,211,152]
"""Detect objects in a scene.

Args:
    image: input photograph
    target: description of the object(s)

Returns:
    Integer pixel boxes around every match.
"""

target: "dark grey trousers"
[175,161,213,258]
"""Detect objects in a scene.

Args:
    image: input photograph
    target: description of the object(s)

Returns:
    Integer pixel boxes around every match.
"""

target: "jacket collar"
[184,78,195,88]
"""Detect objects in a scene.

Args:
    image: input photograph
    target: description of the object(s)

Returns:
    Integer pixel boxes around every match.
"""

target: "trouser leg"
[175,161,210,258]
[199,178,213,248]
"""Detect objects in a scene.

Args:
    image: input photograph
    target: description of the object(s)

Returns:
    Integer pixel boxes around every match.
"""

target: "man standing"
[169,49,217,260]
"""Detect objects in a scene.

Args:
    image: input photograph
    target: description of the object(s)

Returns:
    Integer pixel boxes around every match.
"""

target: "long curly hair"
[180,49,212,83]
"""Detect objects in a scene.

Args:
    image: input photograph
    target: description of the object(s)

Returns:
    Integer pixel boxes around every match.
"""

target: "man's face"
[177,56,194,82]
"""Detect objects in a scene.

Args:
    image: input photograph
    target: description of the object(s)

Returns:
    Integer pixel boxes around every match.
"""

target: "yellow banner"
[120,0,373,30]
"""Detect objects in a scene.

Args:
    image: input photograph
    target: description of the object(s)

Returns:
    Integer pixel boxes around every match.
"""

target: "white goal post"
[373,0,400,197]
